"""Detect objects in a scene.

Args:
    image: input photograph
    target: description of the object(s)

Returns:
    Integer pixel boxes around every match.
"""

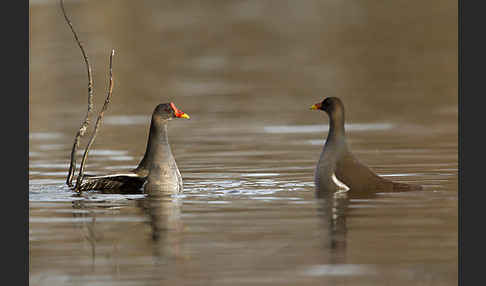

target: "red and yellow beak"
[170,102,190,119]
[310,102,321,110]
[178,113,190,119]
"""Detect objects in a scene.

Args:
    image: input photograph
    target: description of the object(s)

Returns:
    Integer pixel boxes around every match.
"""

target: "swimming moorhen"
[310,97,422,195]
[77,102,190,194]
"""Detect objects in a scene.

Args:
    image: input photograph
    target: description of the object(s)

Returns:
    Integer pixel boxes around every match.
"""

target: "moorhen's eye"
[321,100,329,110]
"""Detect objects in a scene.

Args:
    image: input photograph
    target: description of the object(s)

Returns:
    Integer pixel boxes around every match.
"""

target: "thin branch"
[61,0,95,187]
[75,50,116,192]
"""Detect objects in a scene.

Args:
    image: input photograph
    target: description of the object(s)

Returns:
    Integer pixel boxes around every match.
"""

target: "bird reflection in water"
[316,191,350,264]
[69,183,184,272]
[138,180,184,264]
[316,188,396,265]
[71,200,104,272]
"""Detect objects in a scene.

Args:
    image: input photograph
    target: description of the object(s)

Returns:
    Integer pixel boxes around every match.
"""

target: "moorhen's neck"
[135,118,173,175]
[326,108,346,144]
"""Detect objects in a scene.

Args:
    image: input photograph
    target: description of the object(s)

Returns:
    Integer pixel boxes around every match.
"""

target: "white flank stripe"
[90,173,141,179]
[332,173,350,191]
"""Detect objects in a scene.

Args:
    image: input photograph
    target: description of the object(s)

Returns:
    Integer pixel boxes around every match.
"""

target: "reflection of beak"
[310,103,321,110]
[178,113,190,119]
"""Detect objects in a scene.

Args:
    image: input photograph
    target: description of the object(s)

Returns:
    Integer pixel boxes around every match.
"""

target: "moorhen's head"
[310,97,345,116]
[152,102,190,122]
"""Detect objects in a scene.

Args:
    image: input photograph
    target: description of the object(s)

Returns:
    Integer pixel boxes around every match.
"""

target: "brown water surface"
[30,1,457,285]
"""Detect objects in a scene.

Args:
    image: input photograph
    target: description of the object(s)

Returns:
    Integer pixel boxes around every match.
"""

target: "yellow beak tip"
[180,114,190,119]
[310,105,318,110]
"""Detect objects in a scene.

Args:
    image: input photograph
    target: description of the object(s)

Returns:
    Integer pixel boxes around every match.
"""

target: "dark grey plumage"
[77,174,146,194]
[76,102,189,194]
[311,97,422,195]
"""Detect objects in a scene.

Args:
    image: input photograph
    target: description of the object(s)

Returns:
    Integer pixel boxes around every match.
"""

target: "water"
[30,1,457,285]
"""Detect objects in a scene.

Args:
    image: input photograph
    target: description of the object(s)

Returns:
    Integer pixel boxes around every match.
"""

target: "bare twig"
[61,0,95,187]
[75,50,116,192]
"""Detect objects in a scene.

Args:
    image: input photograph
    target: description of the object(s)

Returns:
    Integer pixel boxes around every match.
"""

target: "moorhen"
[77,102,190,194]
[310,97,422,195]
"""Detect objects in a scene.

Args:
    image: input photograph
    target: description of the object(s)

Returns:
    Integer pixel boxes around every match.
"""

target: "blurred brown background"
[30,0,457,133]
[29,1,458,285]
